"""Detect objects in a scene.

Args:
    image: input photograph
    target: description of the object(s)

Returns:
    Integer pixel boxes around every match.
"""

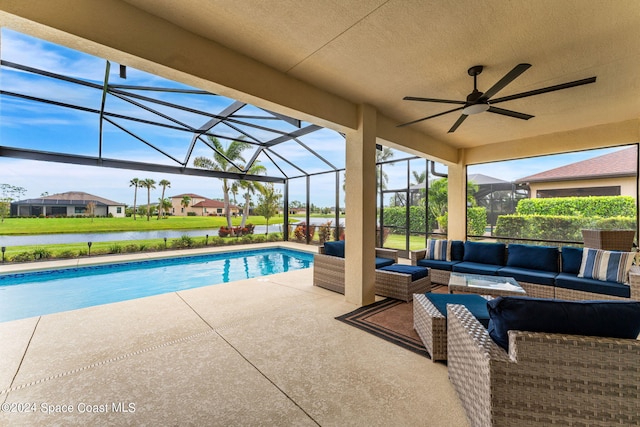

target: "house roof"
[191,199,239,209]
[170,193,207,199]
[14,191,124,206]
[516,146,637,183]
[467,174,511,186]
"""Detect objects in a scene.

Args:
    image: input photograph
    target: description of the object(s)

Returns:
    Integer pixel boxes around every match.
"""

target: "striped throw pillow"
[426,239,451,261]
[578,248,635,284]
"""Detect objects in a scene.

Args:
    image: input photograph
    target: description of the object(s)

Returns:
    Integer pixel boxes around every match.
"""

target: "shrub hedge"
[516,196,636,217]
[496,196,637,243]
[382,205,487,235]
[495,215,636,243]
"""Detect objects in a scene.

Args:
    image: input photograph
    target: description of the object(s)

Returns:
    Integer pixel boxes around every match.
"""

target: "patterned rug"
[336,298,429,358]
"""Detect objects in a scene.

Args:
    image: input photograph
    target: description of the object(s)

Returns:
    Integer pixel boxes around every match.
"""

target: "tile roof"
[15,191,123,206]
[170,193,207,199]
[191,199,239,209]
[516,146,637,183]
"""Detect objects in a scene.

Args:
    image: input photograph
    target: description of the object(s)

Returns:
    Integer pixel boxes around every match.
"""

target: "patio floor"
[0,243,469,426]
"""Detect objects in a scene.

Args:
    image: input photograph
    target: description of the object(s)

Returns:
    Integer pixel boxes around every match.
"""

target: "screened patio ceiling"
[0,29,353,185]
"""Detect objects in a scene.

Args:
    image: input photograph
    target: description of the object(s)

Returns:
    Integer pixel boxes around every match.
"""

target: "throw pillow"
[425,239,451,261]
[578,248,635,284]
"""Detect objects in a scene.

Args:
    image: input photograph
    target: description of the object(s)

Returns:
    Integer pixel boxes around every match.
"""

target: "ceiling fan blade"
[488,106,533,120]
[482,63,532,100]
[448,114,468,133]
[490,76,597,104]
[397,106,464,128]
[403,96,466,105]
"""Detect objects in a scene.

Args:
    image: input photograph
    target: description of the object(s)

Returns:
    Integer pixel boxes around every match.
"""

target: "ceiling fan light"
[462,103,490,115]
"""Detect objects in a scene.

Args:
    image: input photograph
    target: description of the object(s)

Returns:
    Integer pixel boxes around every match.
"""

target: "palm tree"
[238,162,266,227]
[129,178,140,220]
[411,170,427,205]
[376,146,394,191]
[157,179,171,220]
[158,197,172,218]
[140,178,156,221]
[343,146,394,193]
[180,195,191,214]
[193,136,249,229]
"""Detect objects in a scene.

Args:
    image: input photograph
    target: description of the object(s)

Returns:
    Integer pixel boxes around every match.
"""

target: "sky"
[0,29,629,208]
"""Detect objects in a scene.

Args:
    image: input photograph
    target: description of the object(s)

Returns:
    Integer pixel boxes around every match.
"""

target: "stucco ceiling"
[118,0,640,149]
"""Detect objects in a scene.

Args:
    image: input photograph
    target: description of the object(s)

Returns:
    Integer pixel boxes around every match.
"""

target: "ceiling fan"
[398,63,596,133]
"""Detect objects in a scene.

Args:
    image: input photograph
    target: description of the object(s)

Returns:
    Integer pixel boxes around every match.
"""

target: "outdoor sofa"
[313,240,431,301]
[411,240,640,300]
[446,296,640,426]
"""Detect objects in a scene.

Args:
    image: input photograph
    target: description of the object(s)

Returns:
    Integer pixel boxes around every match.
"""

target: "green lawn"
[0,215,289,235]
[384,233,428,251]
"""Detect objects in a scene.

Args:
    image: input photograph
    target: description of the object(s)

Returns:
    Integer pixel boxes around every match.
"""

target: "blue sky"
[0,29,627,207]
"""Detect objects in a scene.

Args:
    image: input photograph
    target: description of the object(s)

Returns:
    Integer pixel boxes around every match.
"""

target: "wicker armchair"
[446,304,640,427]
[313,246,398,295]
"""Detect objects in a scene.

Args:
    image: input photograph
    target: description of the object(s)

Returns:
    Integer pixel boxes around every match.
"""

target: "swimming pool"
[0,248,313,323]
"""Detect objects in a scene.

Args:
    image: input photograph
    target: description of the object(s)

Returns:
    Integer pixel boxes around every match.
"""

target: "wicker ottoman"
[413,293,491,362]
[375,265,431,302]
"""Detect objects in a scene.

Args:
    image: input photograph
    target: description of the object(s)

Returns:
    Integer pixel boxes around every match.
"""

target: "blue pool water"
[0,248,313,323]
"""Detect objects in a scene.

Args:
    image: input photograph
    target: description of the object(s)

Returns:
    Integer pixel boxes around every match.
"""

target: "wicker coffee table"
[448,272,526,297]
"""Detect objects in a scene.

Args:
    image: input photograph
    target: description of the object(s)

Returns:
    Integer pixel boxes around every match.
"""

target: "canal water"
[0,217,342,247]
[0,225,279,246]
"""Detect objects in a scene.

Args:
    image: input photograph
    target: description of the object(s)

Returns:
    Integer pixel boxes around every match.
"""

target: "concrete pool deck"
[0,243,468,426]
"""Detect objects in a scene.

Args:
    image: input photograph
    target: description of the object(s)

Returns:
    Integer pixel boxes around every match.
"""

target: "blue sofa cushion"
[506,244,559,272]
[561,246,583,274]
[425,293,490,328]
[463,241,505,266]
[578,248,635,284]
[451,240,465,261]
[417,259,460,271]
[555,272,631,298]
[453,262,502,275]
[379,264,428,281]
[497,266,557,286]
[375,257,395,269]
[487,296,640,351]
[324,240,345,258]
[425,239,451,261]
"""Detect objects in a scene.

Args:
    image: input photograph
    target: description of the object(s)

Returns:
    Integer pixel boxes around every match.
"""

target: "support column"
[447,153,467,241]
[344,104,377,306]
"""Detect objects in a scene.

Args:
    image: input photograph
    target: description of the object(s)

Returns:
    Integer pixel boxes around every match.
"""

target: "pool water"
[0,248,313,323]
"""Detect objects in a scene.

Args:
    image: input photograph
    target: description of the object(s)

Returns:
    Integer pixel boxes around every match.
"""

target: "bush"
[318,221,333,244]
[293,222,315,241]
[494,214,636,243]
[109,244,123,254]
[56,250,77,259]
[210,236,225,246]
[252,234,267,243]
[187,212,197,216]
[124,244,141,253]
[32,247,51,260]
[467,207,487,236]
[11,251,33,262]
[171,235,194,249]
[516,196,636,217]
[268,232,283,242]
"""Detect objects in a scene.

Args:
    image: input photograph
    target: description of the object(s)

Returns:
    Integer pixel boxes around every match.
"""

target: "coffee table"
[448,272,526,297]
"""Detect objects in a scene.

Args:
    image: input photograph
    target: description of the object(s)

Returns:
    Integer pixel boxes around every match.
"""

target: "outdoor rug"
[336,298,429,358]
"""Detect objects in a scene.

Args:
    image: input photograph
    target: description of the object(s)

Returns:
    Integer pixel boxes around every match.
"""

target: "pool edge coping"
[0,242,318,275]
